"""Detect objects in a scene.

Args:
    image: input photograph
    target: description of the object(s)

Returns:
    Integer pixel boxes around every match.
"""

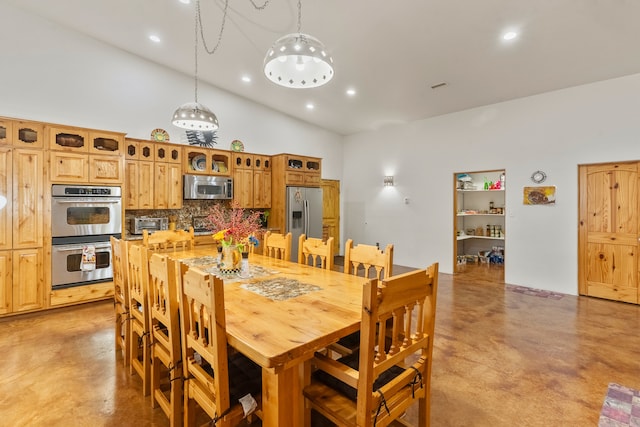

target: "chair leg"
[184,384,196,427]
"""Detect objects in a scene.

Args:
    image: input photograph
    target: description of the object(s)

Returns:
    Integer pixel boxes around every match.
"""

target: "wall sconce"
[384,175,394,187]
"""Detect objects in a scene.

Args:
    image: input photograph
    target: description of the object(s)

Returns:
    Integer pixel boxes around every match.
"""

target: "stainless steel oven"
[51,184,122,289]
[51,184,122,237]
[51,237,114,289]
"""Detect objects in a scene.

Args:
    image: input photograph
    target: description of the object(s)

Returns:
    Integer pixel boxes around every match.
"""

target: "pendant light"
[263,0,334,88]
[172,0,219,131]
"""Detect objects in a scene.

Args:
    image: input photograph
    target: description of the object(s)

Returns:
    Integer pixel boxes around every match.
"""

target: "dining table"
[168,248,367,427]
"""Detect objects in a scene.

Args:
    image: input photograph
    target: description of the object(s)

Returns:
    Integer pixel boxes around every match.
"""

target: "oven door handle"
[53,198,121,204]
[54,243,112,252]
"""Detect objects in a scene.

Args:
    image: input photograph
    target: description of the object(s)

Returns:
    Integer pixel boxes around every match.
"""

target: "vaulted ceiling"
[8,0,640,135]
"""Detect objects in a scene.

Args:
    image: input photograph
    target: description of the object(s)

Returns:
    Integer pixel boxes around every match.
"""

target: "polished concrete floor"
[1,263,639,426]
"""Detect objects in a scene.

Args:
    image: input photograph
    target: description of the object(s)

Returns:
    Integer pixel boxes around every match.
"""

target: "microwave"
[131,217,168,235]
[183,175,233,200]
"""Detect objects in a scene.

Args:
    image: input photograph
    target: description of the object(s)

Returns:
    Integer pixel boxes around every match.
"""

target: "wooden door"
[578,162,638,303]
[321,179,340,254]
[138,160,154,209]
[89,154,122,184]
[13,149,43,249]
[166,163,182,209]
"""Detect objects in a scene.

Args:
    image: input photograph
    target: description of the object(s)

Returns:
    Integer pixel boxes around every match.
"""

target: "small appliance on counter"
[131,217,168,235]
[192,216,211,235]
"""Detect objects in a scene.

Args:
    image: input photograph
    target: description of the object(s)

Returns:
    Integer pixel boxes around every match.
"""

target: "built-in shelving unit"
[454,169,505,271]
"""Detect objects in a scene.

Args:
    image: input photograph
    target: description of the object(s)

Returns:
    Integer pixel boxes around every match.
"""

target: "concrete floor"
[1,264,639,426]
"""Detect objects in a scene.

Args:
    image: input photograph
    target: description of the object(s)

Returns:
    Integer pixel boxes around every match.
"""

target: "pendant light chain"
[297,0,302,33]
[194,2,200,103]
[197,0,271,56]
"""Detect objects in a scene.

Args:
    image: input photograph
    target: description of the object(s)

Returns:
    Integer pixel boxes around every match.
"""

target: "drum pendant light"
[264,0,334,88]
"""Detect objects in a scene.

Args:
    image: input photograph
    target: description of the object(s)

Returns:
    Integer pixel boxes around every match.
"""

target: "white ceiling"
[7,0,640,135]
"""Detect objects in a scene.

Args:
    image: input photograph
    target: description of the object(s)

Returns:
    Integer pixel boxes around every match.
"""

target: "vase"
[219,244,241,273]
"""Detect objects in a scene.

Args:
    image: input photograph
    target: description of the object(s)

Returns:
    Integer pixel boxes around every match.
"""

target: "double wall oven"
[51,184,122,289]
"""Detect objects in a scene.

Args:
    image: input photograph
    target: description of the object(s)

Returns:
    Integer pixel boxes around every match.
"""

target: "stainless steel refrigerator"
[286,186,323,262]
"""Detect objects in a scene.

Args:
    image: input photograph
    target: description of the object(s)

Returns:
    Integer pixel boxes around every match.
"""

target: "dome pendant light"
[264,0,334,89]
[172,0,219,130]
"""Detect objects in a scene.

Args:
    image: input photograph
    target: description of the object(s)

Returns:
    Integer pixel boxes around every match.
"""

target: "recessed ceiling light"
[346,88,356,96]
[149,34,161,43]
[178,0,191,4]
[241,75,251,83]
[502,31,518,41]
[306,103,315,110]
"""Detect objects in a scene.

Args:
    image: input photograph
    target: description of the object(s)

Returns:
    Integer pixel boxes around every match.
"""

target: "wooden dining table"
[168,248,367,427]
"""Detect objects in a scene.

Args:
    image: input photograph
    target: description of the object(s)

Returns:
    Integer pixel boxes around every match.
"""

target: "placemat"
[240,278,321,301]
[599,383,640,426]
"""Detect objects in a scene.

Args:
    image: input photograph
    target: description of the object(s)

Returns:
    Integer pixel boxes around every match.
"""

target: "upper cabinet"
[183,147,231,176]
[232,152,272,208]
[272,154,321,187]
[48,125,125,184]
[0,118,44,148]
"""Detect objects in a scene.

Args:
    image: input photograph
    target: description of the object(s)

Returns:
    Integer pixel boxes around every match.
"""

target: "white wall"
[343,73,640,295]
[0,3,343,180]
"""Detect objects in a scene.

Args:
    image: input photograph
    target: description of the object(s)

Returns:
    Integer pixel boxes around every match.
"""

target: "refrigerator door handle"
[303,199,309,235]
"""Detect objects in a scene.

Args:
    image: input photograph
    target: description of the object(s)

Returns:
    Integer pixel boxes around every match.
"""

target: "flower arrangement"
[205,201,263,253]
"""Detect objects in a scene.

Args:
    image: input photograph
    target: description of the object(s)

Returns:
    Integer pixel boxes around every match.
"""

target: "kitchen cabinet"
[183,147,231,176]
[270,153,322,236]
[125,139,181,209]
[155,162,182,209]
[0,118,44,148]
[232,152,272,208]
[49,125,124,183]
[13,149,44,249]
[0,251,10,314]
[0,119,13,145]
[12,248,44,312]
[454,170,505,270]
[0,146,45,314]
[0,148,11,250]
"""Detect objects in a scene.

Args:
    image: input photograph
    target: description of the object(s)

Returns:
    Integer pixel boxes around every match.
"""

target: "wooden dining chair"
[127,243,152,396]
[298,234,334,270]
[143,227,195,252]
[148,252,183,426]
[329,239,395,357]
[303,263,439,427]
[178,267,262,426]
[111,235,130,367]
[263,231,292,261]
[343,238,393,280]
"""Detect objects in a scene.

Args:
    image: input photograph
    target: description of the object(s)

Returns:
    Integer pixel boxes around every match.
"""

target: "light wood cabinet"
[49,151,89,182]
[0,251,11,314]
[89,131,123,156]
[0,119,13,145]
[0,148,11,251]
[12,120,44,148]
[270,154,322,234]
[183,147,231,176]
[12,248,44,312]
[125,160,154,210]
[232,153,272,208]
[13,149,44,249]
[0,144,45,316]
[155,162,182,209]
[125,139,181,209]
[49,126,124,183]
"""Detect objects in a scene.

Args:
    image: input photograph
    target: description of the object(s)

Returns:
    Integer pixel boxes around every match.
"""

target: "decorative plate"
[191,154,206,171]
[230,139,245,152]
[531,170,547,184]
[151,128,170,142]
